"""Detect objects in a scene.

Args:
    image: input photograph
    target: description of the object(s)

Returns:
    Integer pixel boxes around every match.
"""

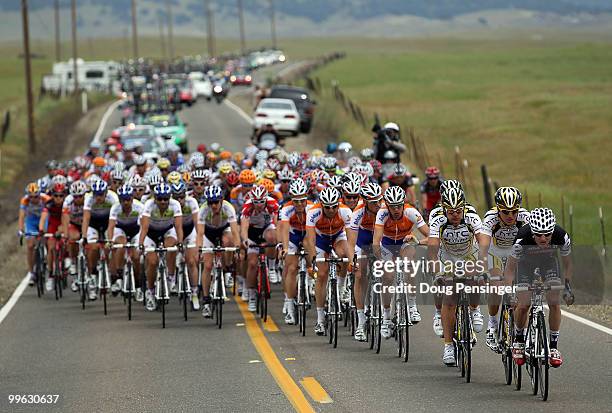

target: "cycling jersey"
[62,194,85,227]
[280,200,313,249]
[429,208,482,259]
[20,195,50,235]
[375,204,425,246]
[420,180,443,211]
[178,196,200,244]
[230,185,252,212]
[198,200,237,246]
[84,192,119,232]
[350,203,378,248]
[241,197,279,229]
[481,207,530,258]
[109,199,144,240]
[306,203,352,254]
[141,198,182,243]
[511,224,571,286]
[42,199,64,234]
[188,190,207,206]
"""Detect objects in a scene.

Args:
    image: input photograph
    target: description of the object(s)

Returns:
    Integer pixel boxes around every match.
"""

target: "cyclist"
[240,185,279,312]
[428,187,488,366]
[39,183,67,292]
[276,168,294,203]
[382,163,416,205]
[81,180,119,301]
[479,187,530,351]
[109,169,125,193]
[108,184,144,299]
[347,182,383,341]
[279,179,313,324]
[196,185,241,317]
[61,180,88,291]
[18,182,50,285]
[420,166,443,221]
[373,186,429,339]
[138,183,184,311]
[190,169,211,205]
[130,175,147,201]
[230,169,256,213]
[341,178,361,211]
[171,182,200,308]
[504,207,573,368]
[304,187,352,335]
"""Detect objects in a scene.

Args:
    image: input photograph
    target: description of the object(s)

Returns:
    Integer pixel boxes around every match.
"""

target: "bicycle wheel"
[397,293,409,362]
[462,302,472,383]
[35,248,43,298]
[372,292,382,354]
[101,264,108,316]
[299,271,307,336]
[260,265,269,322]
[79,256,86,309]
[501,306,513,385]
[456,305,465,376]
[527,318,538,395]
[331,281,338,348]
[537,312,549,401]
[126,263,133,321]
[160,271,166,329]
[182,264,188,322]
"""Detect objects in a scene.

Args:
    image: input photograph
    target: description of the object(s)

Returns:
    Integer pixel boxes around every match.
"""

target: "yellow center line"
[235,298,315,413]
[300,377,333,404]
[263,315,280,332]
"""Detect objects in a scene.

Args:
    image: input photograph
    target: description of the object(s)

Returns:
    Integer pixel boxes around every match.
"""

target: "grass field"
[304,37,612,246]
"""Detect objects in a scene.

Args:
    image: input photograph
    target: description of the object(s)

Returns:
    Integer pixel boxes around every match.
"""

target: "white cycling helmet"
[319,187,341,206]
[110,169,124,181]
[289,179,308,199]
[277,167,293,181]
[440,179,463,195]
[342,179,361,196]
[384,186,406,206]
[70,180,88,196]
[361,183,382,202]
[147,174,163,187]
[441,187,465,210]
[255,150,269,162]
[328,175,343,190]
[383,122,400,132]
[495,186,522,210]
[129,175,146,188]
[250,185,268,201]
[337,142,352,153]
[529,208,556,235]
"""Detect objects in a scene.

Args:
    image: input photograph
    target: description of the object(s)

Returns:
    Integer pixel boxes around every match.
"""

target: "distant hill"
[1,0,612,40]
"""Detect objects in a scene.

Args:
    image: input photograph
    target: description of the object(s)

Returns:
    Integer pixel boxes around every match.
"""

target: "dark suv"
[268,85,315,133]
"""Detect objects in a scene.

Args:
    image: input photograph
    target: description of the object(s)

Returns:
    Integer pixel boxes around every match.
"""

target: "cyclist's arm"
[39,210,48,233]
[278,220,289,253]
[427,237,440,262]
[304,226,316,265]
[420,193,428,213]
[174,215,183,244]
[240,216,250,245]
[372,225,383,260]
[138,216,149,246]
[346,228,357,260]
[61,211,70,237]
[477,232,489,270]
[18,209,25,233]
[561,254,573,283]
[503,256,517,285]
[416,223,430,241]
[195,222,204,250]
[107,218,116,243]
[81,209,91,238]
[406,186,416,205]
[229,221,241,248]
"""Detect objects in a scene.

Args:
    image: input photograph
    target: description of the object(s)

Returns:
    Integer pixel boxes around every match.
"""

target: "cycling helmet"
[244,145,258,160]
[266,158,280,171]
[52,183,66,195]
[226,170,239,186]
[167,171,182,185]
[153,183,172,198]
[46,160,58,170]
[326,142,337,154]
[425,166,440,178]
[288,153,302,169]
[130,175,146,188]
[70,181,88,196]
[328,175,343,191]
[321,157,337,171]
[233,152,245,164]
[384,186,406,206]
[440,179,463,195]
[147,174,163,187]
[217,161,233,175]
[85,175,99,190]
[342,179,361,196]
[276,151,288,164]
[91,180,108,195]
[93,157,106,167]
[263,169,276,180]
[117,184,134,199]
[255,149,269,162]
[209,142,221,153]
[383,122,400,132]
[383,150,398,161]
[170,182,187,195]
[239,169,256,185]
[51,174,68,187]
[110,169,125,181]
[277,168,293,181]
[113,161,125,172]
[361,183,383,202]
[391,163,407,177]
[133,155,147,166]
[361,162,375,178]
[166,142,181,153]
[204,185,223,202]
[360,148,374,161]
[441,187,466,210]
[529,208,556,235]
[369,160,382,173]
[495,187,522,210]
[191,169,211,181]
[206,152,218,164]
[189,152,205,169]
[289,179,308,199]
[311,149,324,158]
[219,150,232,160]
[157,158,171,170]
[338,142,352,153]
[25,182,40,196]
[319,187,341,206]
[250,185,268,201]
[260,178,275,194]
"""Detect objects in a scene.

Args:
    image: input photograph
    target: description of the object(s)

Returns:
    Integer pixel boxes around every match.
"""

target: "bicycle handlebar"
[200,246,239,253]
[144,246,179,253]
[112,243,140,249]
[315,257,349,263]
[515,284,565,292]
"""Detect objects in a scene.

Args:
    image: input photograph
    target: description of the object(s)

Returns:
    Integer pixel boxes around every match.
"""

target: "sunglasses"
[344,194,359,200]
[135,188,145,192]
[292,198,307,203]
[193,181,206,187]
[72,194,84,199]
[120,197,133,202]
[174,195,185,201]
[242,183,254,188]
[446,208,463,215]
[499,209,518,216]
[156,197,170,201]
[208,200,221,205]
[323,204,339,210]
[253,200,266,205]
[534,232,553,238]
[52,193,65,198]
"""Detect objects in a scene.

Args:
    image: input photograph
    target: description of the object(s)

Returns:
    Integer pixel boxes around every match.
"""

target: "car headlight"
[213,85,222,93]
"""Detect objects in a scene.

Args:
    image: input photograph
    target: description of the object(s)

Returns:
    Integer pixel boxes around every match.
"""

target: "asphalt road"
[1,66,611,412]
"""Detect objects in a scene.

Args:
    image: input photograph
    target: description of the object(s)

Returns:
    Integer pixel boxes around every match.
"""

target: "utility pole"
[205,0,215,58]
[21,0,36,153]
[131,0,139,59]
[158,13,167,61]
[237,0,246,54]
[269,0,277,49]
[166,0,174,60]
[71,0,78,93]
[54,0,60,62]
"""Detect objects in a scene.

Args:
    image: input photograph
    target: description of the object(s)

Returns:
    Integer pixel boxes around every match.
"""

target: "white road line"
[0,275,29,326]
[92,99,122,144]
[224,99,253,126]
[561,308,612,336]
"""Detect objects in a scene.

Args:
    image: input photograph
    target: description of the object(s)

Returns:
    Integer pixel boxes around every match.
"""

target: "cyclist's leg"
[143,236,159,290]
[86,228,100,274]
[111,228,127,283]
[184,228,198,289]
[67,224,81,273]
[333,236,349,294]
[354,246,369,331]
[284,243,298,300]
[26,236,36,275]
[164,228,178,284]
[46,236,56,274]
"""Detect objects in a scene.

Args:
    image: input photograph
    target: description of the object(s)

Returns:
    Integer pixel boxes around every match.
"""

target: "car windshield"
[146,117,177,128]
[261,102,293,110]
[124,137,163,153]
[270,89,310,101]
[121,128,155,139]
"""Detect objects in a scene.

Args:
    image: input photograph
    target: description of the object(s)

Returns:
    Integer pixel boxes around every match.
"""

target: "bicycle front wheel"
[501,305,513,385]
[462,303,472,383]
[537,312,549,401]
[397,293,409,362]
